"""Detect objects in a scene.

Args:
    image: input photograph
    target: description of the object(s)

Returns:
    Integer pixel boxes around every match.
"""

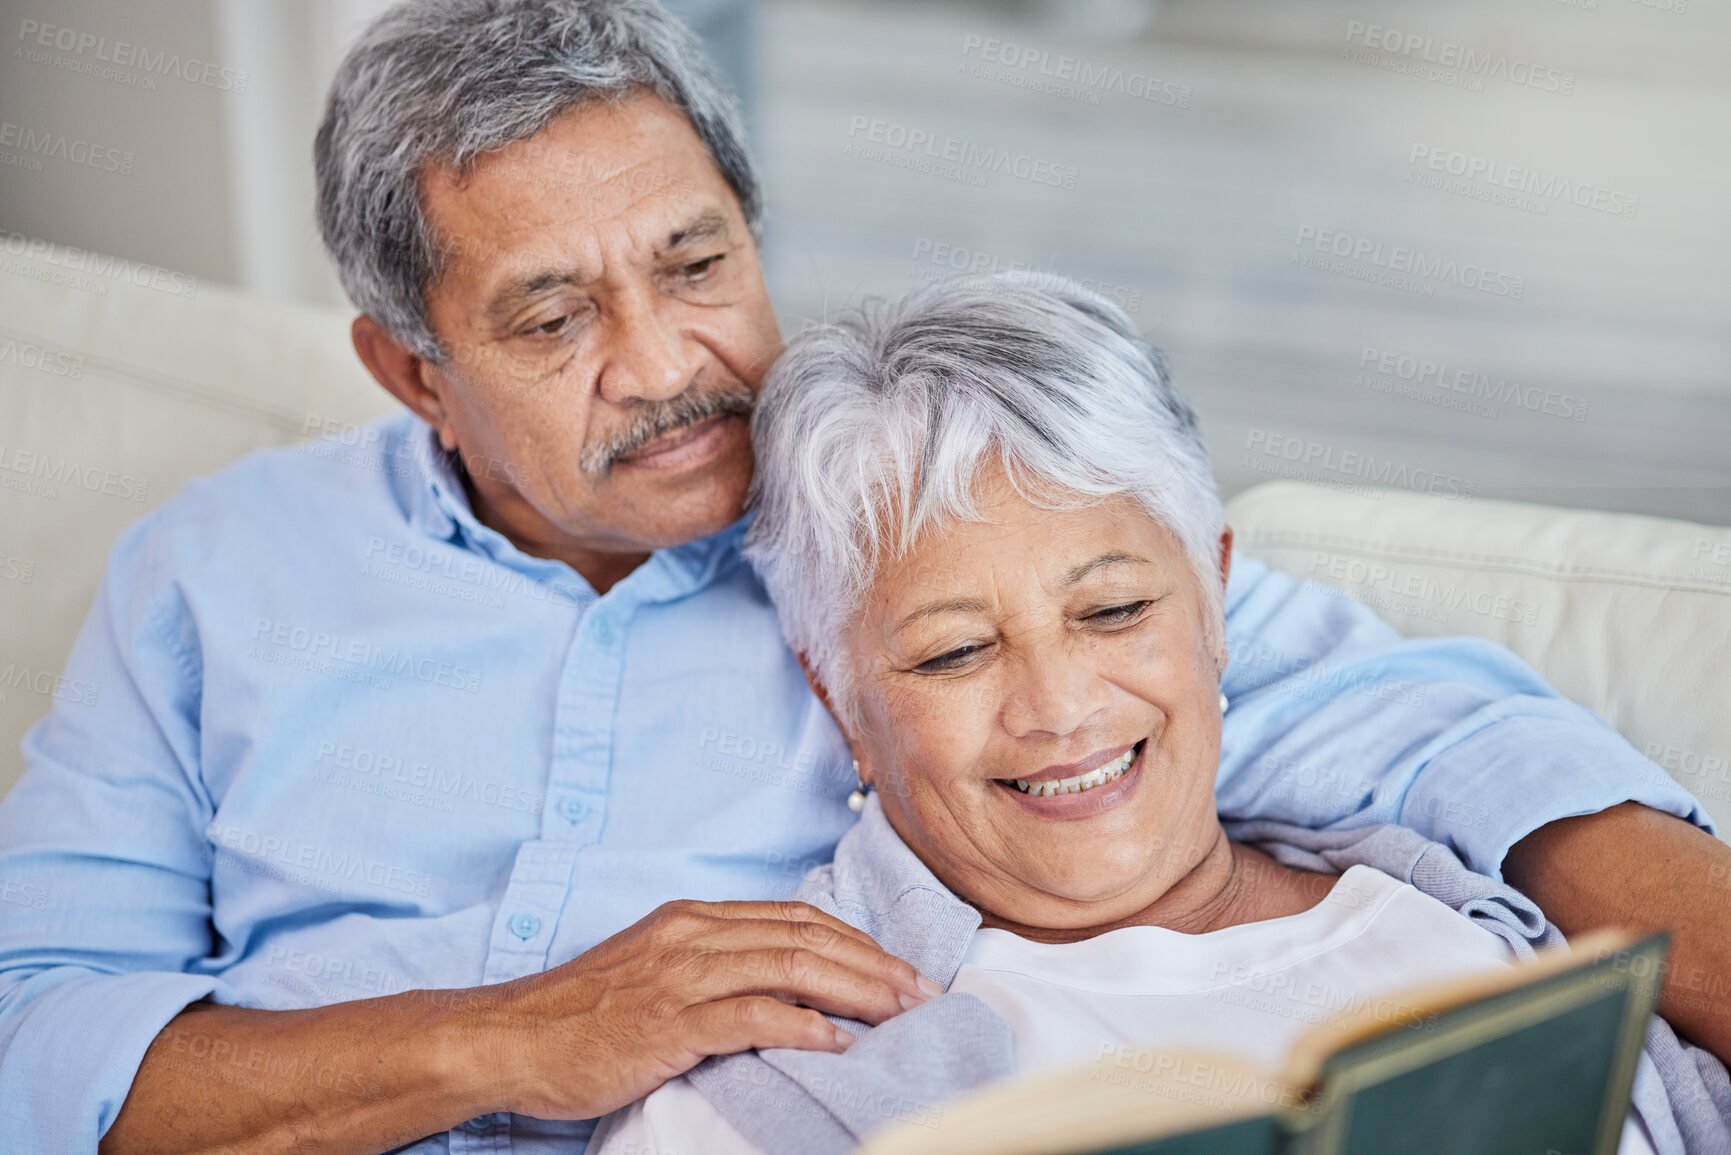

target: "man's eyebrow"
[895,597,988,633]
[1062,552,1151,586]
[486,266,587,320]
[664,211,730,251]
[483,212,732,320]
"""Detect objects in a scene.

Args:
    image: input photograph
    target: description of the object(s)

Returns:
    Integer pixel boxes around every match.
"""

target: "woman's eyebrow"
[895,597,988,634]
[1061,551,1151,586]
[892,554,1152,631]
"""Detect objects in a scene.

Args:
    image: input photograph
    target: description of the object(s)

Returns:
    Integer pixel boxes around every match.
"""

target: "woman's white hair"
[744,271,1225,723]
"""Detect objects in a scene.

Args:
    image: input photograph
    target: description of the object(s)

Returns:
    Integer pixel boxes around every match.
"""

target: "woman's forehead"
[874,492,1181,605]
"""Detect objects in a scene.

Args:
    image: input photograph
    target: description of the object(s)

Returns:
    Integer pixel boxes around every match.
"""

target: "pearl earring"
[1219,690,1230,714]
[847,759,869,812]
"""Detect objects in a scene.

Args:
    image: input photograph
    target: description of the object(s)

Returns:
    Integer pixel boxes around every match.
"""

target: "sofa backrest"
[0,241,397,796]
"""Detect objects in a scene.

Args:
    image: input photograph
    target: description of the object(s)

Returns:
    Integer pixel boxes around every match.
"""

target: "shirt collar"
[393,418,462,542]
[392,416,749,607]
[796,794,983,987]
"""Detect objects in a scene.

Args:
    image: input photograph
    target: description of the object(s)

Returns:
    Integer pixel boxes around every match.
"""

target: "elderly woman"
[590,273,1665,1155]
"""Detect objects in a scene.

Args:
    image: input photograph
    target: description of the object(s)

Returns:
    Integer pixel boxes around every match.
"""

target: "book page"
[859,1046,1293,1155]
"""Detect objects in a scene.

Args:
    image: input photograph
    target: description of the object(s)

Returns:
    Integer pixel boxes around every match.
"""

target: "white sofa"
[2,241,1726,840]
[0,240,397,796]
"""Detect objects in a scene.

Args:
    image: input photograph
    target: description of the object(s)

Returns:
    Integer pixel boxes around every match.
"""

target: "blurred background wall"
[2,0,1726,521]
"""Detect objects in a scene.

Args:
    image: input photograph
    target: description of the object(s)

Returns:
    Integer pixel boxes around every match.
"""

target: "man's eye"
[915,643,986,674]
[680,254,723,280]
[1084,601,1150,626]
[529,314,571,337]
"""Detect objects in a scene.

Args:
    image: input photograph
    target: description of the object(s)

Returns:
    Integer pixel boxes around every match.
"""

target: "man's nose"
[595,287,700,404]
[1000,650,1112,740]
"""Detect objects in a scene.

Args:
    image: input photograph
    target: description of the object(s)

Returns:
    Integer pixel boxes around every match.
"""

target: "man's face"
[416,91,781,559]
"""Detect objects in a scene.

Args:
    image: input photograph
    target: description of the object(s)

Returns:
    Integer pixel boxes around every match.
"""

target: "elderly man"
[0,2,1724,1153]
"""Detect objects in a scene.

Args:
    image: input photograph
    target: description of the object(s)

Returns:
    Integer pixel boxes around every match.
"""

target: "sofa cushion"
[0,240,397,793]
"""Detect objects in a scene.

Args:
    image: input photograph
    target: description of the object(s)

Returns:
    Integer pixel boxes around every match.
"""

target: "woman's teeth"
[1008,747,1136,798]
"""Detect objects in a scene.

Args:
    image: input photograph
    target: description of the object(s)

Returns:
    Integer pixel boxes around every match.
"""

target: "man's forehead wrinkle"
[464,185,724,266]
[424,136,740,322]
[580,148,661,193]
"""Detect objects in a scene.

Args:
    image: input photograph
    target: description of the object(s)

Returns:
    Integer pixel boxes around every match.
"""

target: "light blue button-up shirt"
[0,413,1706,1153]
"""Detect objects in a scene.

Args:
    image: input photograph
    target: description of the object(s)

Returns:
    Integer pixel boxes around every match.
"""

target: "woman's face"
[839,466,1230,933]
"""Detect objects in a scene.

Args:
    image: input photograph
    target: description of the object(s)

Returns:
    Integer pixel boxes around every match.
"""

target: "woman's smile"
[994,739,1146,818]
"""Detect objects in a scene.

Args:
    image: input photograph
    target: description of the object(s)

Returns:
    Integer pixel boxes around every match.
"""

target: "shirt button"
[508,913,542,940]
[558,796,589,823]
[591,614,614,645]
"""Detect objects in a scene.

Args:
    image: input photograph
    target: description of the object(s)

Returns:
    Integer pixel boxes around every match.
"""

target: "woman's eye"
[1084,601,1150,626]
[915,644,984,674]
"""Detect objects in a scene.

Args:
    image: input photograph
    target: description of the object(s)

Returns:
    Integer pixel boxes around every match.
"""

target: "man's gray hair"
[744,272,1225,721]
[315,0,760,361]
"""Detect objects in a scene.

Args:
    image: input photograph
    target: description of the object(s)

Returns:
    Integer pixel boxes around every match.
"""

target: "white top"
[590,866,1652,1155]
[952,864,1510,1074]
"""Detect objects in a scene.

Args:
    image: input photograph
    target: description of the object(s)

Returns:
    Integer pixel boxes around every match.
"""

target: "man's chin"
[597,433,754,548]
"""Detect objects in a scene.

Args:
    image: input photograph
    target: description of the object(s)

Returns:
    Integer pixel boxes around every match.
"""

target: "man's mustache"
[579,383,756,474]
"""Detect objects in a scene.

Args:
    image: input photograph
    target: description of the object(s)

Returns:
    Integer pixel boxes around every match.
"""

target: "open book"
[860,929,1666,1155]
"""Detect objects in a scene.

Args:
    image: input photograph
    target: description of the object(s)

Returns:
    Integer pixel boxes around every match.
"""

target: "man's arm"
[1217,557,1713,877]
[0,516,932,1152]
[0,512,239,1152]
[103,899,936,1155]
[1507,802,1731,1063]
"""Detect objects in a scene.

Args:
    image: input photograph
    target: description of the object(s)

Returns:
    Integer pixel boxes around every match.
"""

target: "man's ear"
[351,315,458,451]
[793,650,872,785]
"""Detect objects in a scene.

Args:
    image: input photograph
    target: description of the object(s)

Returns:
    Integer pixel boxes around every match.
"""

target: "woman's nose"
[999,651,1112,740]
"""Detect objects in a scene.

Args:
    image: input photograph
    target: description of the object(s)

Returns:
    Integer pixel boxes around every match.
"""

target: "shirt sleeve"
[1215,556,1712,880]
[0,511,234,1151]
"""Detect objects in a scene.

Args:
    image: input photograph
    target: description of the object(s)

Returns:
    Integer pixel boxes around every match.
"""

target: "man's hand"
[478,898,942,1120]
[1506,801,1731,1065]
[103,899,938,1155]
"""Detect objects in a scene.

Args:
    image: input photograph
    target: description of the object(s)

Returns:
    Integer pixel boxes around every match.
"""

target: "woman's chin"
[980,875,1160,933]
[984,845,1168,920]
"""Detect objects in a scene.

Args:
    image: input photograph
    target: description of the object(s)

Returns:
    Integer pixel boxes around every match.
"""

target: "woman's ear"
[1213,526,1235,677]
[794,651,873,786]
